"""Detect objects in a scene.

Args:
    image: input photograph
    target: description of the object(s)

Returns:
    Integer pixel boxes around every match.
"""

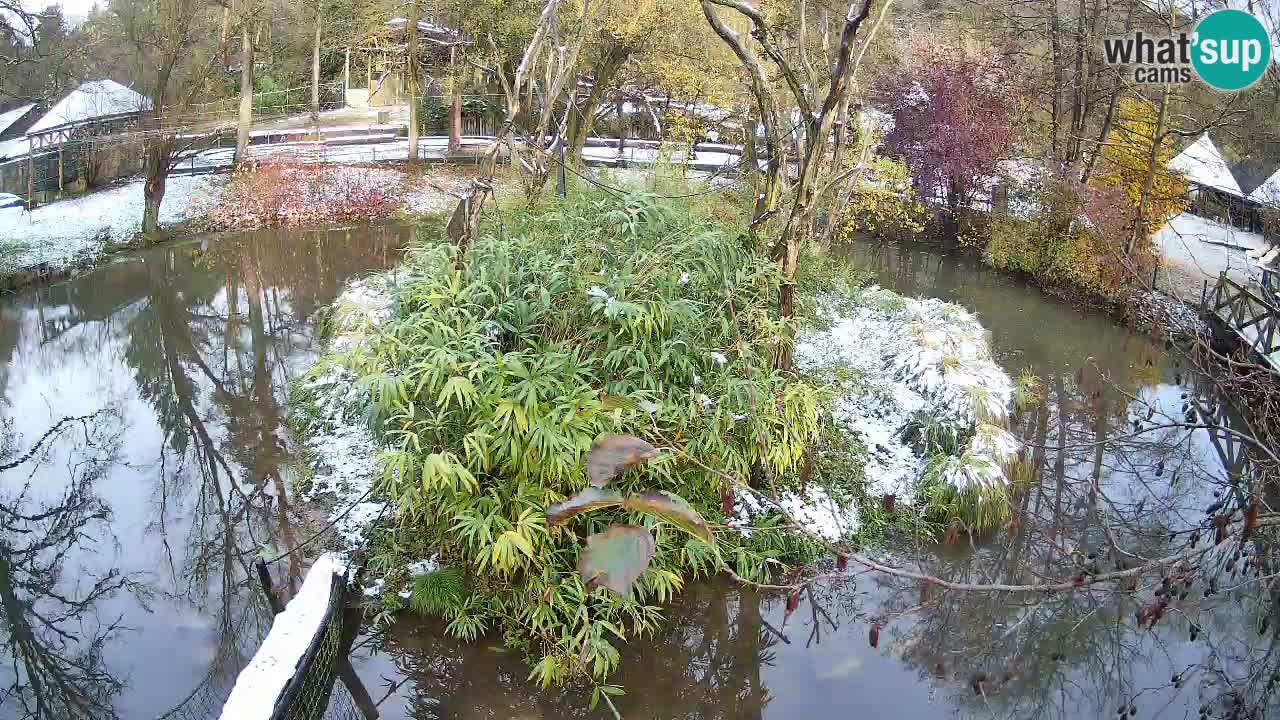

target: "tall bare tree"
[699,0,878,368]
[407,0,420,163]
[234,0,255,165]
[310,0,322,123]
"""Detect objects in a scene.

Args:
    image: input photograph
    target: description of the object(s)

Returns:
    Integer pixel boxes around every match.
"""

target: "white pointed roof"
[0,104,35,136]
[1249,164,1280,207]
[26,80,150,134]
[1168,133,1243,197]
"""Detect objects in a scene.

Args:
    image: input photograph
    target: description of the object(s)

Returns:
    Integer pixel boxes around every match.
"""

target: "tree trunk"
[742,114,758,179]
[1127,84,1170,256]
[310,0,322,124]
[1067,0,1087,167]
[449,47,462,152]
[1081,74,1120,185]
[407,0,420,163]
[220,6,233,68]
[234,13,255,165]
[143,139,172,236]
[1048,0,1063,167]
[1081,5,1132,185]
[567,43,629,168]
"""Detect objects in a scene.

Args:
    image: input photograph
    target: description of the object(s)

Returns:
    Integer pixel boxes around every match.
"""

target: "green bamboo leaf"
[599,394,639,412]
[623,491,713,544]
[585,434,659,487]
[578,525,655,596]
[499,530,535,560]
[546,487,625,526]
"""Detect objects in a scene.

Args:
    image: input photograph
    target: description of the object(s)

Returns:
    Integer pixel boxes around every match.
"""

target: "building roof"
[1168,133,1243,197]
[1248,164,1280,206]
[26,80,150,135]
[0,137,30,161]
[1229,154,1278,198]
[385,17,468,45]
[0,104,36,138]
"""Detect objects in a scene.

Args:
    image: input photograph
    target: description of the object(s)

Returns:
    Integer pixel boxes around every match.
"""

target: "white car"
[0,193,22,209]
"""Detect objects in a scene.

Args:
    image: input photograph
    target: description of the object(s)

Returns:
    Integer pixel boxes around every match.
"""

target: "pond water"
[0,225,407,719]
[351,241,1270,720]
[0,232,1266,720]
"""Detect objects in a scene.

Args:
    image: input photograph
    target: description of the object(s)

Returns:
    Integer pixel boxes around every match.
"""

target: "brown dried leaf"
[577,525,656,596]
[546,487,625,526]
[622,491,713,543]
[585,434,659,487]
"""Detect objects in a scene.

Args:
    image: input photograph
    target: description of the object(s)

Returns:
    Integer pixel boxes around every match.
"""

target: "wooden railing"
[1188,372,1253,484]
[1206,273,1280,359]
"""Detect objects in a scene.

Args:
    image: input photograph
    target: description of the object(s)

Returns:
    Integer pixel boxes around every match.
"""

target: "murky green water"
[0,225,407,719]
[0,233,1267,720]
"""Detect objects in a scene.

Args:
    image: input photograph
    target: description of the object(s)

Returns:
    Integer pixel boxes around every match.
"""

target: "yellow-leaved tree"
[1095,97,1189,254]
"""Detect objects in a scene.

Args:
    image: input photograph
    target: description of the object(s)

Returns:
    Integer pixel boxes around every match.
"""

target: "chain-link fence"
[269,571,349,720]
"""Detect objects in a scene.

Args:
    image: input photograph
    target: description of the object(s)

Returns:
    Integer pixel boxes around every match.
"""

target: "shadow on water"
[356,240,1279,720]
[0,224,408,720]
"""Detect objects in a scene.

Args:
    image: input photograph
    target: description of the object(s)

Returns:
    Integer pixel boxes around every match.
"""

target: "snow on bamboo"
[800,287,1017,496]
[735,287,1019,541]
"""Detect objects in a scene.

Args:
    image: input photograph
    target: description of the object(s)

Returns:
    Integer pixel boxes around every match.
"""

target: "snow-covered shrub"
[797,286,1019,530]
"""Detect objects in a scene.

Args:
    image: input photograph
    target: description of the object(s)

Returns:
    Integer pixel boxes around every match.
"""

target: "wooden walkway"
[1202,272,1280,371]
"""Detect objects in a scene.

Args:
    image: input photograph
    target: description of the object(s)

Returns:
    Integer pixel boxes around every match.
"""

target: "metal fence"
[178,82,346,128]
[268,570,350,720]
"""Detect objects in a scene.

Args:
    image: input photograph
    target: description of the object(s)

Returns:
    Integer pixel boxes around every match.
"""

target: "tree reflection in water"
[0,410,145,719]
[0,224,408,719]
[373,582,774,720]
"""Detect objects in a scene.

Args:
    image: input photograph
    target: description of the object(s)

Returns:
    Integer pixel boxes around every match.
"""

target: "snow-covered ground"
[292,275,455,600]
[293,275,397,548]
[0,164,467,280]
[175,134,744,174]
[740,288,1017,541]
[0,175,225,274]
[1131,289,1211,340]
[1153,212,1270,303]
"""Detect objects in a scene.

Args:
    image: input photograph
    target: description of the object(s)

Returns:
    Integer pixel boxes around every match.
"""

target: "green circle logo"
[1192,9,1271,91]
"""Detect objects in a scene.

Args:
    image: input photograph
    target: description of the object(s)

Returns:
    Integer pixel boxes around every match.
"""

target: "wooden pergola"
[343,17,469,106]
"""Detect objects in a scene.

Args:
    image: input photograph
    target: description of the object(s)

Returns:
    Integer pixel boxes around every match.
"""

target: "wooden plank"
[1236,311,1271,331]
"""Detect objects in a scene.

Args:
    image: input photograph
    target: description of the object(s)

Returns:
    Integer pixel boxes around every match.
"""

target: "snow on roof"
[217,553,347,720]
[1168,133,1243,197]
[0,104,35,136]
[0,137,30,161]
[385,17,467,44]
[1248,165,1280,206]
[27,80,150,134]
